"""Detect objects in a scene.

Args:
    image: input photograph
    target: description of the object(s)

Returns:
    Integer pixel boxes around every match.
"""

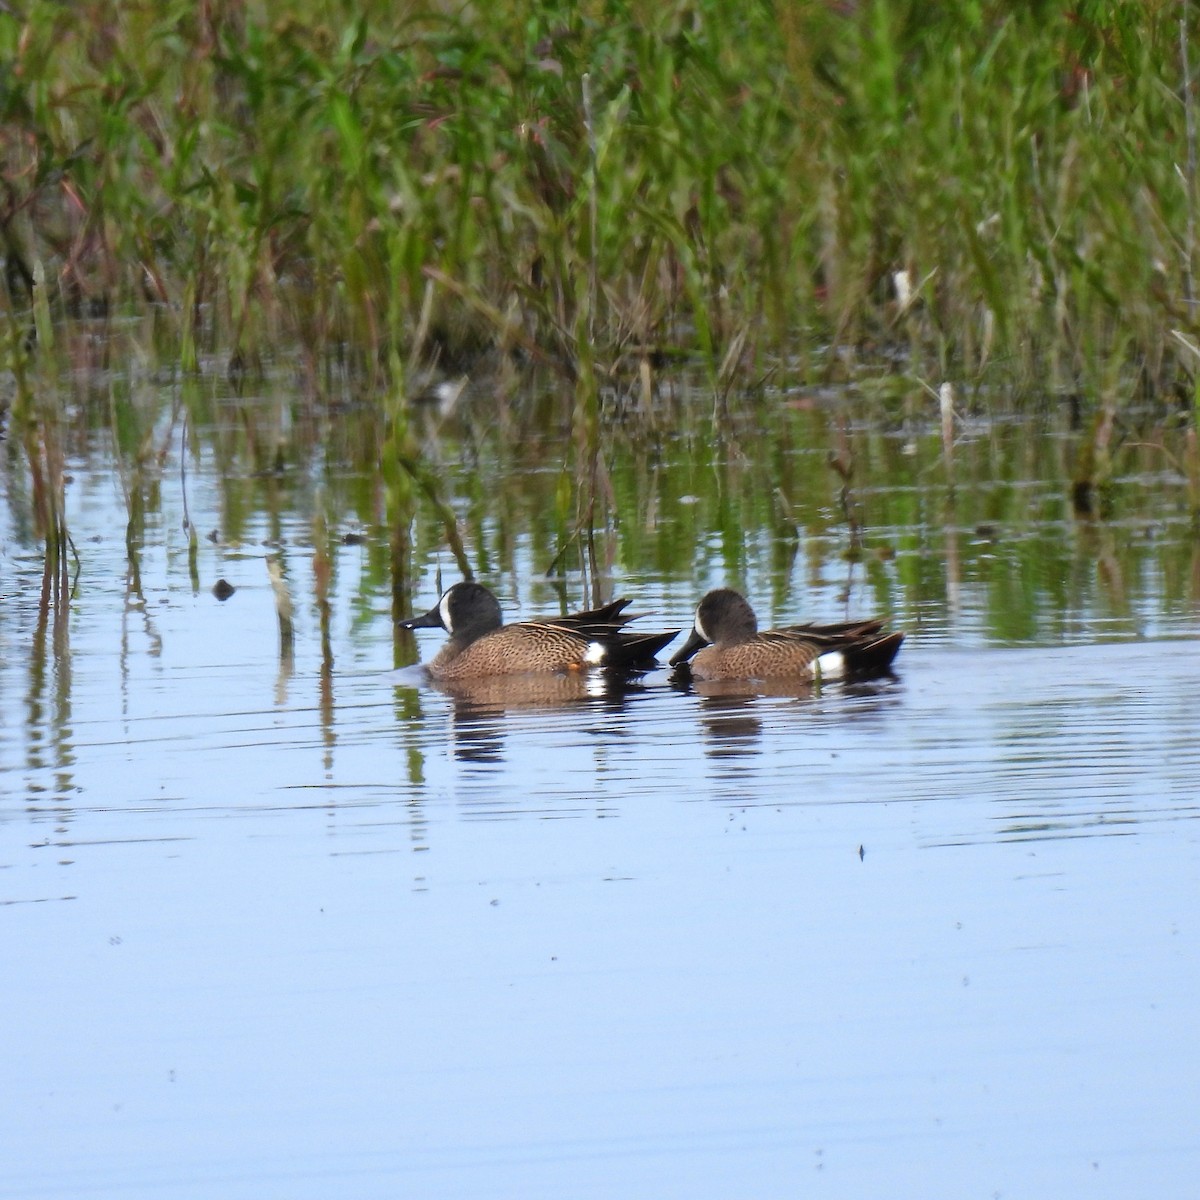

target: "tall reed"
[1,3,1194,395]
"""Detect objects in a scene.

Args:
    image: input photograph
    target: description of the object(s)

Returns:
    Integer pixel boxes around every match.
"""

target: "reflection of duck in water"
[436,663,655,768]
[671,589,904,682]
[436,669,649,712]
[398,582,678,680]
[695,693,764,759]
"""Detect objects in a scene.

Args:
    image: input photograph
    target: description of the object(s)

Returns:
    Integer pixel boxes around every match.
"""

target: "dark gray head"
[669,588,758,665]
[398,582,503,638]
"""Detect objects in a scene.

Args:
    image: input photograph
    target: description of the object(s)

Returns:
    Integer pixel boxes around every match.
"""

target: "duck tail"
[605,629,680,670]
[564,597,633,626]
[843,631,905,675]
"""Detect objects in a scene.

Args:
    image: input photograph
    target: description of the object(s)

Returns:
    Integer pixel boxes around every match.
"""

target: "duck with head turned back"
[670,588,904,681]
[399,581,679,680]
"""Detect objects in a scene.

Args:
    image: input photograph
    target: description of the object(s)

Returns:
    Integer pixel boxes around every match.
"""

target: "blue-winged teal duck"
[670,588,904,681]
[399,582,679,680]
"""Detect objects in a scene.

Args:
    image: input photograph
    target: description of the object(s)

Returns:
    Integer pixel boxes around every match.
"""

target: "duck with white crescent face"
[399,582,679,680]
[670,588,904,682]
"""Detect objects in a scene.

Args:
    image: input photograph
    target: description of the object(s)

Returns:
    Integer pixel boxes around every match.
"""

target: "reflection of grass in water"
[4,337,1199,648]
[1,3,1197,402]
[170,371,1200,630]
[6,259,75,592]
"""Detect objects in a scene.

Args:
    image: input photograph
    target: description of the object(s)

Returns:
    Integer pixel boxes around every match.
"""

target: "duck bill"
[669,627,708,666]
[397,603,444,631]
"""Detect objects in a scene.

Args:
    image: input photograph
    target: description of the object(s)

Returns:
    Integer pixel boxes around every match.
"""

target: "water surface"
[2,388,1198,1198]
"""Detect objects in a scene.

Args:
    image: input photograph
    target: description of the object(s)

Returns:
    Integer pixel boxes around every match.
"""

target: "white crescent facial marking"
[583,641,607,666]
[694,612,709,642]
[438,589,455,633]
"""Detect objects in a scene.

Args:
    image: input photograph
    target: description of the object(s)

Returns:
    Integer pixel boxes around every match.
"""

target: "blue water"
[2,449,1199,1199]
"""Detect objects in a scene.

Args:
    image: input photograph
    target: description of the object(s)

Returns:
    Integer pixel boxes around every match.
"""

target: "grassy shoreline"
[1,1,1197,404]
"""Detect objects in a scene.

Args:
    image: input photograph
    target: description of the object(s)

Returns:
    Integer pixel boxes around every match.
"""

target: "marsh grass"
[1,1,1197,395]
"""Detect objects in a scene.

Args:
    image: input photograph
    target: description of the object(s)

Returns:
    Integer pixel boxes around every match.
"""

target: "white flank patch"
[814,650,846,680]
[438,589,454,632]
[583,641,608,666]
